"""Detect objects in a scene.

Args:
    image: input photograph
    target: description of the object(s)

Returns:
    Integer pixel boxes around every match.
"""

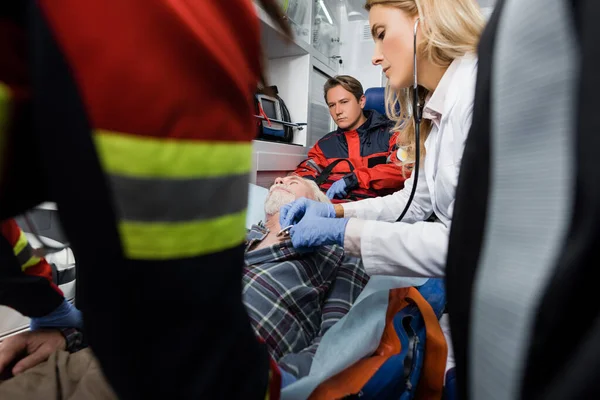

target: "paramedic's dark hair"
[323,75,364,103]
[257,0,293,88]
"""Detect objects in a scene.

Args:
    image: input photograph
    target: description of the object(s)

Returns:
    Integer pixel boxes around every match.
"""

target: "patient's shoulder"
[313,244,345,265]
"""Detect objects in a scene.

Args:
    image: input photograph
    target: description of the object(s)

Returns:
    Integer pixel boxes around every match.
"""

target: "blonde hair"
[365,0,484,170]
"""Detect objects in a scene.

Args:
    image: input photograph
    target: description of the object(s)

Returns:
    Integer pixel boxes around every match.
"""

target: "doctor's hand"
[326,179,348,199]
[0,330,66,377]
[279,198,336,228]
[289,217,349,249]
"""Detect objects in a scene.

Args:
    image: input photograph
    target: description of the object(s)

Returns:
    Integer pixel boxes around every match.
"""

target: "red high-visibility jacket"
[0,1,279,398]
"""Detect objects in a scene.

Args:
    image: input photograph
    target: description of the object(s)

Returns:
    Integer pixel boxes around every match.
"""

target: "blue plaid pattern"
[244,224,369,377]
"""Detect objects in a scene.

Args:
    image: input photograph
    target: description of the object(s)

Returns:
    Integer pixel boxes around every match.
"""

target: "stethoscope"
[396,18,423,222]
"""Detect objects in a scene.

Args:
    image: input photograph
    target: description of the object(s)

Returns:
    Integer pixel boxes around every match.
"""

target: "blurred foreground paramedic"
[281,0,485,279]
[0,0,290,398]
[446,0,600,399]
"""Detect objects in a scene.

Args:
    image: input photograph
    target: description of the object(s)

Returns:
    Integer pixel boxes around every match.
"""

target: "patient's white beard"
[264,189,296,216]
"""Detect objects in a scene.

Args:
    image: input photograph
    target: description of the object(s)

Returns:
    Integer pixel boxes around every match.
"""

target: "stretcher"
[243,188,457,399]
[281,276,455,400]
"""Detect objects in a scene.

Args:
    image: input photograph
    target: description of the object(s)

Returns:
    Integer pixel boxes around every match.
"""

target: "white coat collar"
[423,57,462,125]
[437,53,478,126]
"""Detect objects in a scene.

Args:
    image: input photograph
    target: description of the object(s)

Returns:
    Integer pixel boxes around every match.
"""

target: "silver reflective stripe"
[470,0,578,399]
[306,159,323,174]
[109,173,249,222]
[16,243,34,266]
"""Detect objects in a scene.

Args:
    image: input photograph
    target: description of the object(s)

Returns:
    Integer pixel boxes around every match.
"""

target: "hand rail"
[254,115,308,131]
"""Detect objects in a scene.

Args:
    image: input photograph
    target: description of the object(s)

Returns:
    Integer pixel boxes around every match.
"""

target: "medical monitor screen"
[261,99,277,120]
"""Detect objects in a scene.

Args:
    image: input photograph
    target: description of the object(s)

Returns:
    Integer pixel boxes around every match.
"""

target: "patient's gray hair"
[303,179,331,204]
[264,177,331,216]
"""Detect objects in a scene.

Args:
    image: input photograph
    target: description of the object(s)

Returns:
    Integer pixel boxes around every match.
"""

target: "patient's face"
[264,176,315,216]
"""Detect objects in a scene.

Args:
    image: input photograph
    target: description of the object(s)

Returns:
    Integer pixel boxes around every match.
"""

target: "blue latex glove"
[326,179,348,199]
[30,299,83,331]
[289,216,349,249]
[279,198,336,228]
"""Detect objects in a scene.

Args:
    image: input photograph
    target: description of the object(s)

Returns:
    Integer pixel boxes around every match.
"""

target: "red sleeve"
[353,131,407,192]
[1,218,21,244]
[21,255,59,292]
[266,352,282,400]
[294,142,328,180]
[1,219,63,295]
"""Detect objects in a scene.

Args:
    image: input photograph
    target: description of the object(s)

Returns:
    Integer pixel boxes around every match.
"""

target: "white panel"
[308,68,335,149]
[0,307,29,340]
[252,140,308,174]
[266,55,311,146]
[361,22,371,42]
[338,18,382,90]
[312,56,338,78]
[247,183,269,228]
[255,2,311,59]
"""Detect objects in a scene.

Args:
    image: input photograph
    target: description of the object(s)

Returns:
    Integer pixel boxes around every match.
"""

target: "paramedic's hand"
[0,330,65,376]
[280,198,335,228]
[30,299,83,331]
[289,217,349,249]
[326,179,348,199]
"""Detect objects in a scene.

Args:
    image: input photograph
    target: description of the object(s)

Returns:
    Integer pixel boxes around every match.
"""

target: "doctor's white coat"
[342,54,478,278]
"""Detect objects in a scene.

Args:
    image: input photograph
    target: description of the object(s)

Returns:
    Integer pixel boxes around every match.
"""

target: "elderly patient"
[0,176,367,397]
[244,175,368,376]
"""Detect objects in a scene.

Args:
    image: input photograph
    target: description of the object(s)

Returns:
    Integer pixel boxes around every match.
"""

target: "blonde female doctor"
[280,0,485,279]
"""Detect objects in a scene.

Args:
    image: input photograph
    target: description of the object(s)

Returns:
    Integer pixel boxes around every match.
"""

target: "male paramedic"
[294,75,406,201]
[0,0,291,398]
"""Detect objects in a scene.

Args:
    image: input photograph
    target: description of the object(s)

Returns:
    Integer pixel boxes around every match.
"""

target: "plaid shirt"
[244,224,369,377]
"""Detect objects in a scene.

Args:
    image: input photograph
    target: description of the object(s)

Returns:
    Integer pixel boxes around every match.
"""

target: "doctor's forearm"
[343,219,365,257]
[340,199,370,220]
[360,220,448,277]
